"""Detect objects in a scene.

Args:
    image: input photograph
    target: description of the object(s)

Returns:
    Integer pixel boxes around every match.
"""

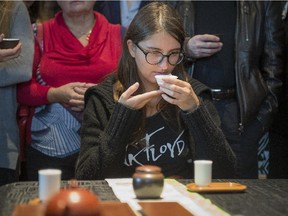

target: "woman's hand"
[158,77,200,112]
[118,82,162,110]
[48,82,96,111]
[0,34,22,62]
[186,34,222,59]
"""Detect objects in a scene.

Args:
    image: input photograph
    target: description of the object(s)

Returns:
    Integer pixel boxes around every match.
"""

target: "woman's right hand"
[118,82,162,110]
[0,34,22,62]
[47,82,96,111]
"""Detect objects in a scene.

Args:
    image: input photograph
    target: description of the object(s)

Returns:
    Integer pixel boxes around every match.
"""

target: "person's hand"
[48,82,97,111]
[118,82,162,110]
[186,34,222,59]
[70,83,95,111]
[0,34,22,62]
[158,77,200,112]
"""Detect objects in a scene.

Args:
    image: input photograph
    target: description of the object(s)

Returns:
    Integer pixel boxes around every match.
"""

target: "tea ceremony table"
[0,179,287,216]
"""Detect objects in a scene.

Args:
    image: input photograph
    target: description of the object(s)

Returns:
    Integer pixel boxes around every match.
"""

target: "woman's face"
[57,0,95,16]
[127,31,181,91]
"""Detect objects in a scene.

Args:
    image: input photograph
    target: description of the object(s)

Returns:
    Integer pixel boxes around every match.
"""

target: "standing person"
[75,2,236,180]
[94,0,151,28]
[17,0,122,180]
[0,1,34,186]
[269,1,288,179]
[170,1,285,178]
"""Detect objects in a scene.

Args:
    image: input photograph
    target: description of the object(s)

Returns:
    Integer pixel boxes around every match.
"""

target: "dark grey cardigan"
[76,75,236,180]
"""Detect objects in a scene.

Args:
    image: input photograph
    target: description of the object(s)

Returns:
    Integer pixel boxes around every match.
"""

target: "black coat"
[171,1,285,129]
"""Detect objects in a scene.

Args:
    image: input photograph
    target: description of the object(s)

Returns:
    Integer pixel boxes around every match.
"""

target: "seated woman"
[75,2,236,180]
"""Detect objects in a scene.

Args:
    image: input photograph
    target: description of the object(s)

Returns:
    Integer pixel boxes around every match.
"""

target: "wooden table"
[0,179,287,216]
[180,179,288,216]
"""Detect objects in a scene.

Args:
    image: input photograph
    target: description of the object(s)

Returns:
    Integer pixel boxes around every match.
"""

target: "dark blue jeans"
[213,98,264,179]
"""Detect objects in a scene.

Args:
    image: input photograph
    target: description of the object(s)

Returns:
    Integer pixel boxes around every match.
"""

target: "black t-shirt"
[123,112,192,178]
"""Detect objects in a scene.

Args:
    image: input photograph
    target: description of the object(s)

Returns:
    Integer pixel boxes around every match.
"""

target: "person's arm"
[0,2,34,86]
[17,36,50,106]
[181,96,236,178]
[75,87,142,180]
[257,1,285,129]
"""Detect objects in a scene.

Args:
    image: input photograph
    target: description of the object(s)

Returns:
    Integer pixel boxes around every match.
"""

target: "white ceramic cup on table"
[194,160,213,187]
[38,169,62,203]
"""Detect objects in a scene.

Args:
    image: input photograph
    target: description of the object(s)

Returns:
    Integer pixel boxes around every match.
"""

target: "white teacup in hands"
[155,74,178,86]
[155,74,178,95]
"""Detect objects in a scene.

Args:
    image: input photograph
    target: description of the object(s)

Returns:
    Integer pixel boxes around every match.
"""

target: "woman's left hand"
[158,77,200,112]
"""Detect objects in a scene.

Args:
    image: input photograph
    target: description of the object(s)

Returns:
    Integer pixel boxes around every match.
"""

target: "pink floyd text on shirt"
[123,112,193,178]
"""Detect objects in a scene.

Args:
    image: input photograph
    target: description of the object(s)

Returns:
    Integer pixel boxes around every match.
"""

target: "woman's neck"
[63,12,95,43]
[146,96,162,117]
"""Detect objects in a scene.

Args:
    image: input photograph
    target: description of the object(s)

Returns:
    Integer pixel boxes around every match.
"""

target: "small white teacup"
[155,74,178,86]
[38,169,62,203]
[194,160,213,187]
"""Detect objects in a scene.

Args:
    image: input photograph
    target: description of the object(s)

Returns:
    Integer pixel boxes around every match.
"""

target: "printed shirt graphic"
[124,112,192,178]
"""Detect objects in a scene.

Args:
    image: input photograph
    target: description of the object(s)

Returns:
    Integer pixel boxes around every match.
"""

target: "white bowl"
[155,74,178,85]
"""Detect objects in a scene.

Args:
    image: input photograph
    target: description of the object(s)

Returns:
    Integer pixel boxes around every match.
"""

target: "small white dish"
[155,74,178,85]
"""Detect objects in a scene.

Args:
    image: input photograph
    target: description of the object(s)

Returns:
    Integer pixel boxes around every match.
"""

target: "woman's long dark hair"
[114,2,189,145]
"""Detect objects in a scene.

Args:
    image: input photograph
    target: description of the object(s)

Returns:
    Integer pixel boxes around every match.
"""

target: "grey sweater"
[0,2,34,170]
[76,75,236,180]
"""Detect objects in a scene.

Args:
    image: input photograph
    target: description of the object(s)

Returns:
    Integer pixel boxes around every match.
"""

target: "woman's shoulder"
[12,1,25,11]
[94,11,122,33]
[95,11,120,27]
[85,74,116,102]
[11,1,29,17]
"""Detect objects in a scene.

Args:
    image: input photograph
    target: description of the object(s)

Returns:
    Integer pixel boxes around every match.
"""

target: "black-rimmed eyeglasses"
[135,43,184,66]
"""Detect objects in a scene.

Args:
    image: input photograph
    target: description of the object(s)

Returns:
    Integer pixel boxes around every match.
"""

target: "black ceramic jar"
[132,165,164,199]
